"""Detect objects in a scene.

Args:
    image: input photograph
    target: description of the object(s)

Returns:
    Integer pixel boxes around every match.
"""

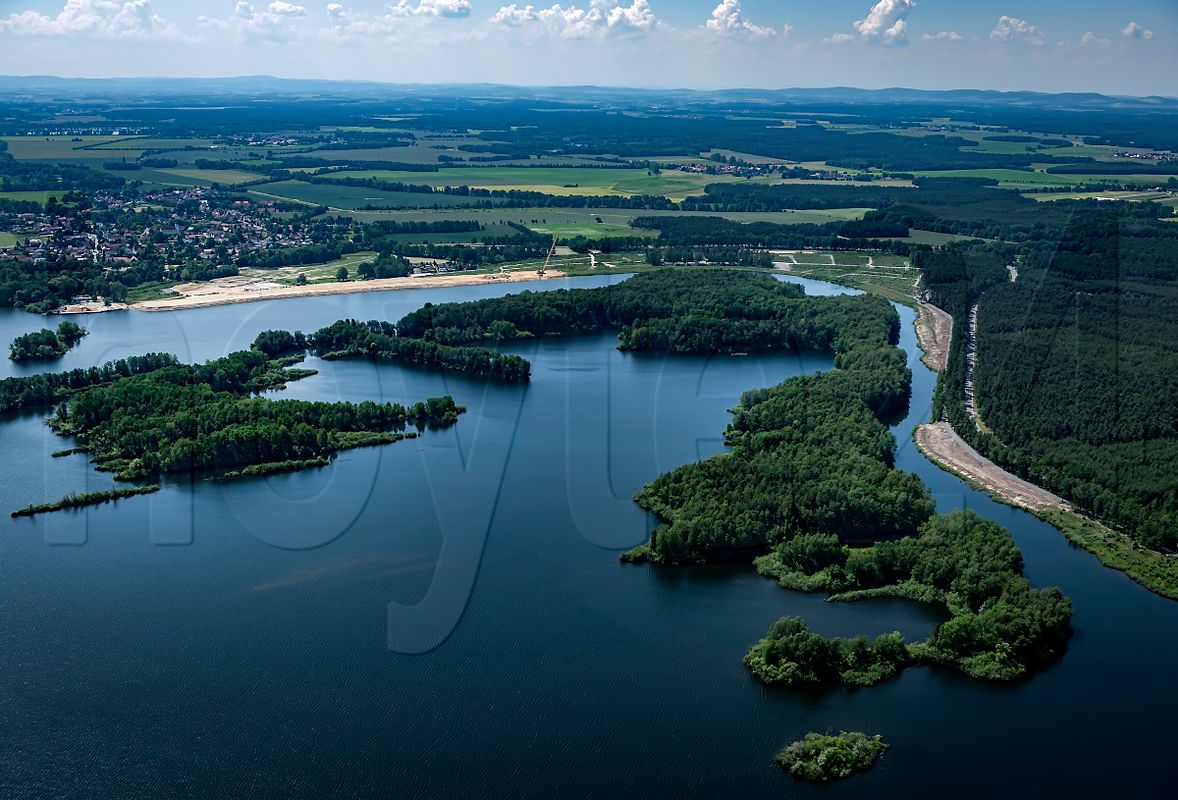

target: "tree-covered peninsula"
[396,270,1072,686]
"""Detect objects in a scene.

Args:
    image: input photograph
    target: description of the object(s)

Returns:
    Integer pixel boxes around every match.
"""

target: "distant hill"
[0,75,1173,111]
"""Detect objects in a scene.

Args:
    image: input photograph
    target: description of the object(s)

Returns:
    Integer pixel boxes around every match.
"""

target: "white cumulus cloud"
[921,30,961,42]
[704,0,778,40]
[322,1,472,40]
[199,1,309,41]
[990,15,1044,46]
[0,0,180,39]
[853,0,915,45]
[389,0,472,18]
[1121,21,1153,40]
[824,32,854,45]
[492,1,657,39]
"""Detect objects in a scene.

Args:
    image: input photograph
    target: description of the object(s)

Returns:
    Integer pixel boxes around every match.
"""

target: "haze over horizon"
[0,0,1174,97]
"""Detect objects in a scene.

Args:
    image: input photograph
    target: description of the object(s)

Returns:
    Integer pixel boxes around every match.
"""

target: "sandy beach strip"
[131,270,568,312]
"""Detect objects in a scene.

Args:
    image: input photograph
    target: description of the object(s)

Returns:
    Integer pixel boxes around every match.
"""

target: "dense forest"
[921,211,1178,552]
[43,349,463,485]
[0,352,179,414]
[9,321,87,361]
[306,320,532,382]
[753,511,1071,681]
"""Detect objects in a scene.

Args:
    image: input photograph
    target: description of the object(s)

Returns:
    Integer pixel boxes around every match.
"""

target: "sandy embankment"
[909,301,1066,513]
[132,270,568,312]
[914,302,952,372]
[914,422,1067,513]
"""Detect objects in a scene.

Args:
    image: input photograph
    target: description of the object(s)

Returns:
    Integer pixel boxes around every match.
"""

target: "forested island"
[9,348,463,516]
[776,732,888,783]
[9,321,86,361]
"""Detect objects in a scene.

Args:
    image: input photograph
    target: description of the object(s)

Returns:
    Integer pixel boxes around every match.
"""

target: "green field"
[904,229,991,246]
[526,222,656,239]
[249,181,491,210]
[913,168,1178,188]
[1,135,137,160]
[774,251,919,304]
[0,232,21,248]
[87,137,212,151]
[911,168,1075,186]
[0,189,66,206]
[318,166,778,201]
[335,206,869,230]
[157,168,261,185]
[239,251,379,284]
[1027,190,1175,203]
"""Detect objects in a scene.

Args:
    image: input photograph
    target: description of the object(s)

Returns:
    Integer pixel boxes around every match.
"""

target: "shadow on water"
[0,275,1175,799]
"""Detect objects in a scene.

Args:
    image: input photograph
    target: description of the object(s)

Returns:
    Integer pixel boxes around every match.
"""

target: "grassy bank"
[1037,508,1178,601]
[12,485,161,517]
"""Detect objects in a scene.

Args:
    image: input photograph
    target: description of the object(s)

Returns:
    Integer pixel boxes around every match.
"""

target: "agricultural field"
[910,168,1075,186]
[84,137,214,151]
[0,232,21,248]
[903,229,991,246]
[283,146,444,164]
[1027,190,1176,202]
[155,168,262,186]
[318,166,779,201]
[1,135,138,160]
[525,222,655,239]
[334,206,870,230]
[0,189,67,206]
[248,180,494,209]
[913,168,1178,188]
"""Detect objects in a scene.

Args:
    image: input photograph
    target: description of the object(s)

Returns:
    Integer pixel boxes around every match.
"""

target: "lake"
[0,275,1174,798]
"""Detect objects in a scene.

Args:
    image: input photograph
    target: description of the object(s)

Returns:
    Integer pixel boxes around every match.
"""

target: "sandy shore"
[914,302,952,372]
[909,302,1064,513]
[132,270,568,312]
[914,422,1066,512]
[58,301,130,314]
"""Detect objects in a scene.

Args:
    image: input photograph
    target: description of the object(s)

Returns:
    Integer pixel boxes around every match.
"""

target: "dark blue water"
[0,275,1173,798]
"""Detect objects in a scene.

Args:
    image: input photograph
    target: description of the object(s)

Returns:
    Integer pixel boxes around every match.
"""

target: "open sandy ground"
[914,302,952,372]
[910,303,1065,514]
[132,270,567,312]
[914,422,1067,512]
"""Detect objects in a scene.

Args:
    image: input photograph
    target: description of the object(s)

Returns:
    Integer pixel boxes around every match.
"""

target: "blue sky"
[0,1,1174,95]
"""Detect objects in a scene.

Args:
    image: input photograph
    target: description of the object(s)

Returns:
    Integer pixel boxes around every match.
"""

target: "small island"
[776,731,888,783]
[11,485,161,518]
[8,346,463,516]
[9,321,87,362]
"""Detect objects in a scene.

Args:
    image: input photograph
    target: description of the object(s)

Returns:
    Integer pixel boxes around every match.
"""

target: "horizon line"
[0,74,1174,102]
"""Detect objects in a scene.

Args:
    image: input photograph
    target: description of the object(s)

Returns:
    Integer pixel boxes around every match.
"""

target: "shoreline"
[907,302,1178,601]
[130,270,568,312]
[913,421,1066,512]
[782,266,1178,601]
[913,301,952,372]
